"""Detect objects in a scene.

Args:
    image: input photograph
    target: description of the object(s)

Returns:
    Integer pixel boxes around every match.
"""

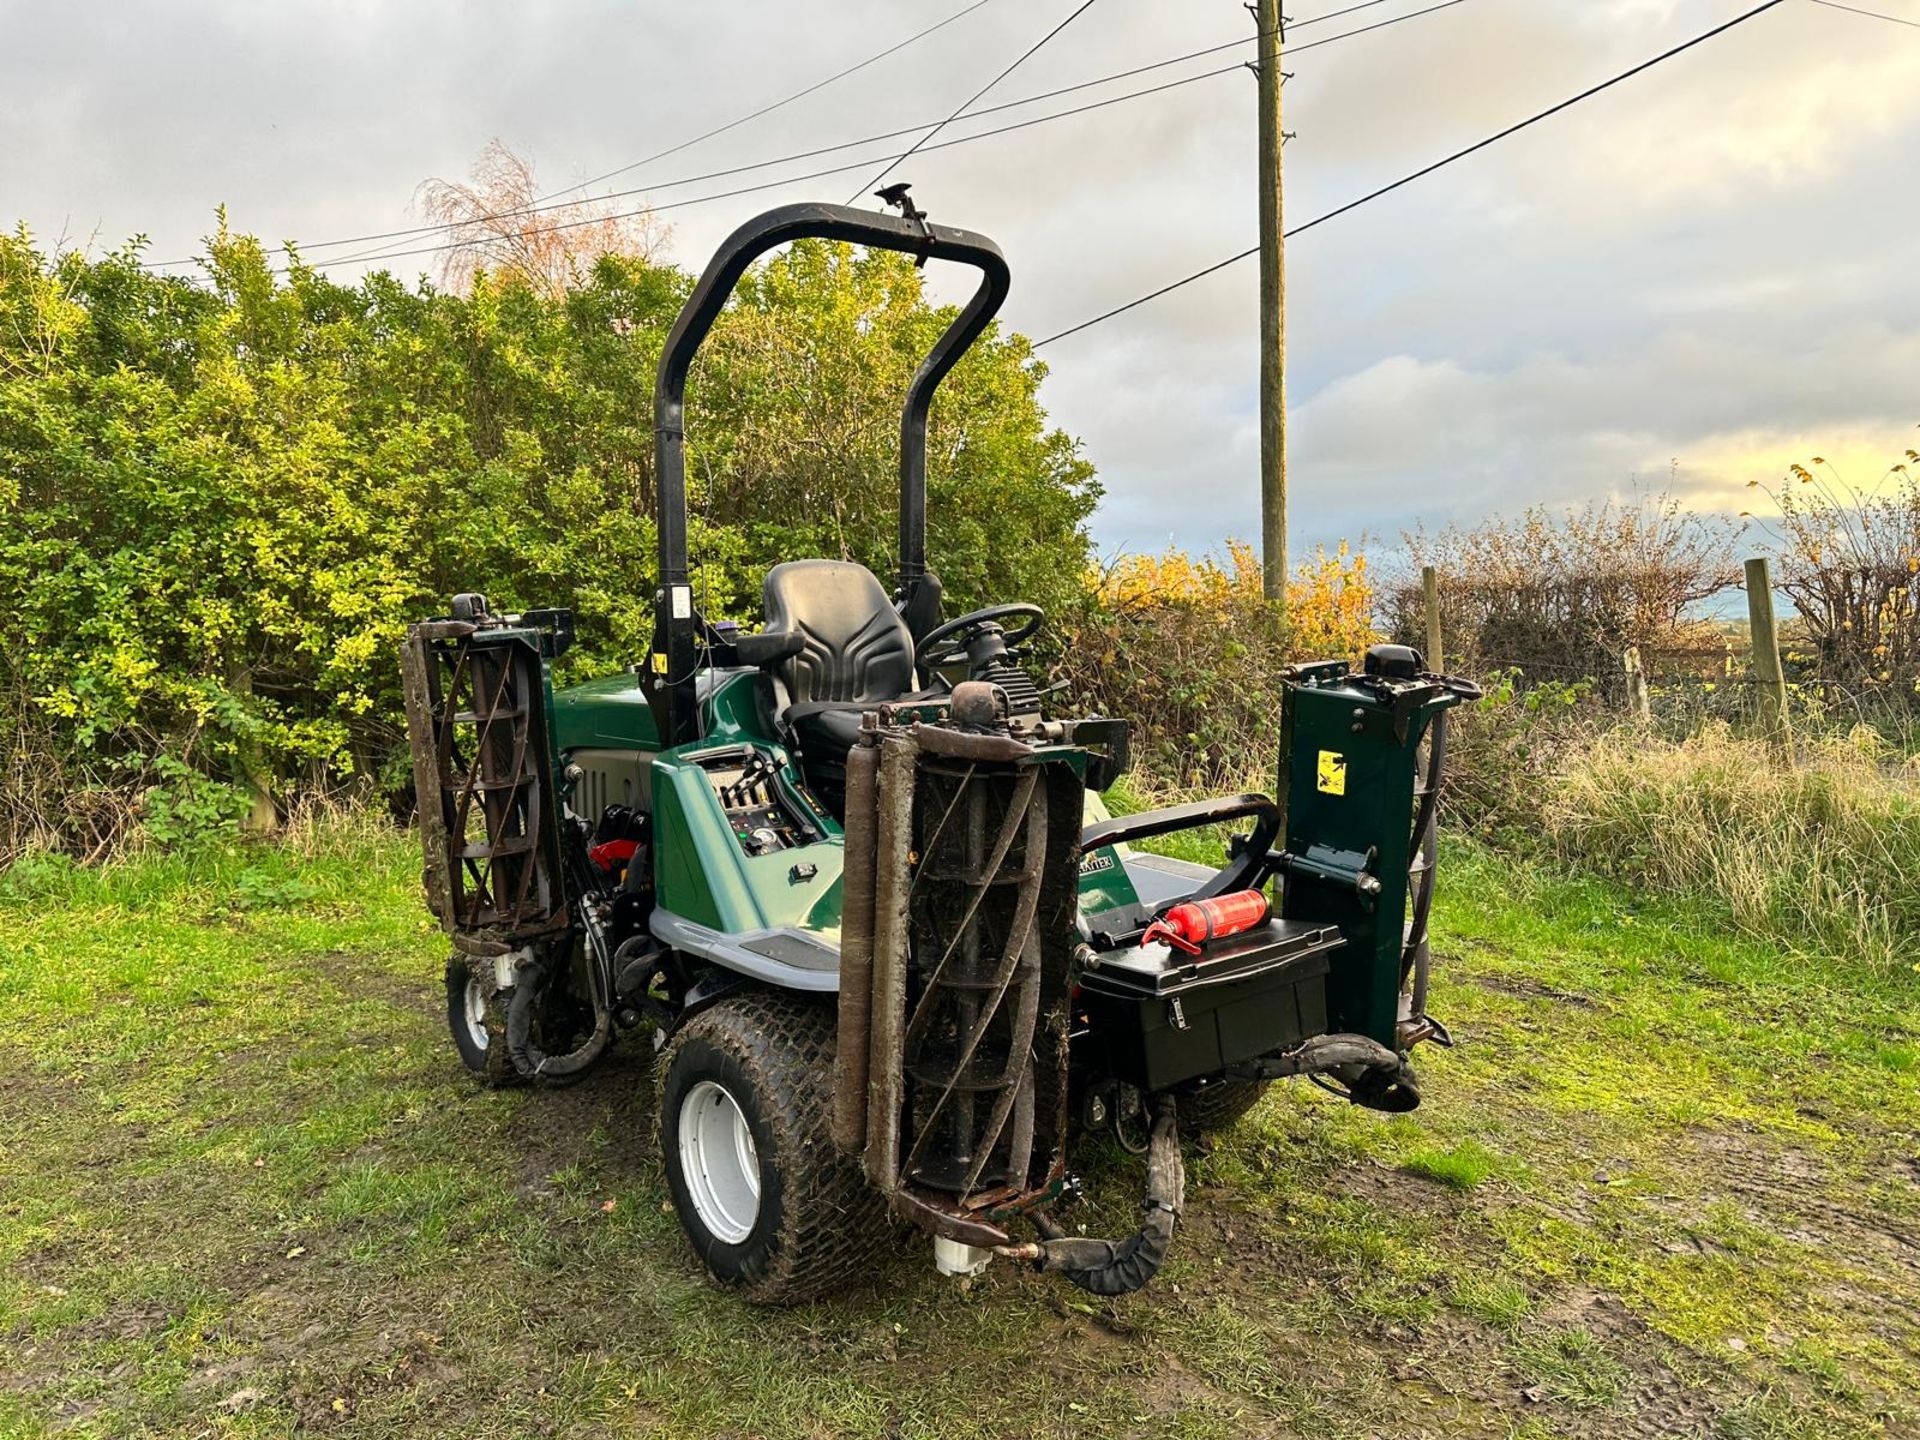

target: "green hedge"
[0,222,1097,847]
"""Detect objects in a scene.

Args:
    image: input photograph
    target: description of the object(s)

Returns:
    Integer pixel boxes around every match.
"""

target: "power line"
[848,0,1101,205]
[296,0,1468,277]
[201,40,1251,267]
[1032,0,1790,348]
[1804,0,1920,26]
[540,0,1001,206]
[1289,0,1402,27]
[330,0,1462,270]
[275,62,1256,275]
[146,0,1464,270]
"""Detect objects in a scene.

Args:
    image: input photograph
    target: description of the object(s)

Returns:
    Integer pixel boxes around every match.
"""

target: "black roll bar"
[651,201,1011,746]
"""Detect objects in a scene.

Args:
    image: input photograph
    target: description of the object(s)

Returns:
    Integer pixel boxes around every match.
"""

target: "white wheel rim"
[679,1080,761,1244]
[462,974,490,1052]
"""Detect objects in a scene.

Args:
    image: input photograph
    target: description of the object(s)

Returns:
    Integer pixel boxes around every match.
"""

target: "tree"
[415,139,666,298]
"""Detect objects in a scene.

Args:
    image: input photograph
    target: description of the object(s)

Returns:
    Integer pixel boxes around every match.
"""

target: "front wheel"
[445,954,519,1088]
[445,948,600,1088]
[659,992,888,1304]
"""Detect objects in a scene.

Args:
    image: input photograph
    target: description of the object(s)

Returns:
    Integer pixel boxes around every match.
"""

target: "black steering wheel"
[915,602,1046,670]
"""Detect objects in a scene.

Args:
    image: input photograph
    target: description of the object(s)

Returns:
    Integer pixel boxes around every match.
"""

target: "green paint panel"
[651,750,846,935]
[1076,790,1140,917]
[552,673,659,752]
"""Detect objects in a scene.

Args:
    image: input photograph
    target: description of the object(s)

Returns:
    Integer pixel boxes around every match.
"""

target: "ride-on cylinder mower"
[400,195,1481,1303]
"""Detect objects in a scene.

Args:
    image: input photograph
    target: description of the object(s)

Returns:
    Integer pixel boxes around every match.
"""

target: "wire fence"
[1416,560,1920,750]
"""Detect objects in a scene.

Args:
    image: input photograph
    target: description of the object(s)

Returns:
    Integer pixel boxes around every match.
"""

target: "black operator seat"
[760,560,941,815]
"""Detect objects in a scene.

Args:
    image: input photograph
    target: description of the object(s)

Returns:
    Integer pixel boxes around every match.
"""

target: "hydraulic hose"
[1403,710,1448,1015]
[507,948,613,1081]
[1234,1032,1423,1112]
[1022,1096,1184,1297]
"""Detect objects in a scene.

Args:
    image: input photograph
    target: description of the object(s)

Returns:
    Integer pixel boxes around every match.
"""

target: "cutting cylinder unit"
[834,711,1086,1248]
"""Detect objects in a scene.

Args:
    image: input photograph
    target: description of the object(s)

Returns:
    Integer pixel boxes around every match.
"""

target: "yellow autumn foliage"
[1094,539,1379,661]
[1063,539,1379,788]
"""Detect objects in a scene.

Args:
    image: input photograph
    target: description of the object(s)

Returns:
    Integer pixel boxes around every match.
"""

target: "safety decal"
[1316,750,1347,796]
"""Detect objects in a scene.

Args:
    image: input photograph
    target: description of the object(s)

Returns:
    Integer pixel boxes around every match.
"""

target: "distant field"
[2,828,1916,1439]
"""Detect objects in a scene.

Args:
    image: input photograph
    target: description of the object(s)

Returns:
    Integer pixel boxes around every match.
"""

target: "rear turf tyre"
[445,955,520,1088]
[660,992,887,1304]
[1178,1077,1270,1135]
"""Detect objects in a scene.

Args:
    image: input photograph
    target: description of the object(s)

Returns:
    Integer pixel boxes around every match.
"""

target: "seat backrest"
[762,560,915,708]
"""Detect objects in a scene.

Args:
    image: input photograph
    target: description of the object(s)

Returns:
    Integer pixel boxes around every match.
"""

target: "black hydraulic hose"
[1402,710,1448,1011]
[509,832,622,1080]
[1027,1096,1184,1297]
[506,946,614,1081]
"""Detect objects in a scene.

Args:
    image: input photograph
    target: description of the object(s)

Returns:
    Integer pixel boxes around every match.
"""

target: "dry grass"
[1540,723,1920,971]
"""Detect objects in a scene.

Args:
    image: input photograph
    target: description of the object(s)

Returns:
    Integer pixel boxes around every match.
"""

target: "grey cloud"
[5,0,1917,569]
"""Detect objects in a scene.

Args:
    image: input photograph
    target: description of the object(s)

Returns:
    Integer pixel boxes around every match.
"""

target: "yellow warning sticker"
[651,651,669,674]
[1316,750,1347,796]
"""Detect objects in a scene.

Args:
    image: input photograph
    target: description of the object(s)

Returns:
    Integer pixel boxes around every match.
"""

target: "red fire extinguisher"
[1142,890,1271,955]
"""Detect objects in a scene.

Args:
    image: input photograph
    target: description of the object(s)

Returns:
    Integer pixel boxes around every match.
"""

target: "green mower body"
[400,197,1480,1302]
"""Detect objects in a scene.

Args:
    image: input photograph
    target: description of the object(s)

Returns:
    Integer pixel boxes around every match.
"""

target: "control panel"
[699,748,813,857]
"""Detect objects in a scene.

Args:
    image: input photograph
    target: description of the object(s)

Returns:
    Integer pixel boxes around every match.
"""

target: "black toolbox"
[1078,920,1342,1092]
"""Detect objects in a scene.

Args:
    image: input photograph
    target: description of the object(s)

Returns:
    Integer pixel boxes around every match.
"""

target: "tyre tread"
[665,991,886,1304]
[1177,1077,1269,1134]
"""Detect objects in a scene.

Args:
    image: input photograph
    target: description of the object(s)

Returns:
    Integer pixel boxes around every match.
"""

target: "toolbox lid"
[1079,918,1343,999]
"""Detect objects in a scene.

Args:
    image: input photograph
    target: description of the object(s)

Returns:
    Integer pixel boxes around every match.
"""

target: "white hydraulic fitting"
[933,1236,993,1278]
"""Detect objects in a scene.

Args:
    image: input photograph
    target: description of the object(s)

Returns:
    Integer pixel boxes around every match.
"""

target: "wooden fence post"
[1422,565,1443,673]
[1744,556,1792,754]
[1623,645,1651,723]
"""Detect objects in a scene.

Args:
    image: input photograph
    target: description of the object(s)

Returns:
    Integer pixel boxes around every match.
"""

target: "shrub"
[0,224,1095,858]
[1441,669,1607,844]
[1759,449,1920,695]
[1057,540,1377,789]
[1447,686,1920,972]
[1540,723,1920,970]
[1388,491,1740,692]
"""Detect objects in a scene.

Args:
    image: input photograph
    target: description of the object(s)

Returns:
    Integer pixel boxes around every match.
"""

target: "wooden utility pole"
[1744,556,1792,755]
[1422,565,1443,672]
[1254,0,1287,606]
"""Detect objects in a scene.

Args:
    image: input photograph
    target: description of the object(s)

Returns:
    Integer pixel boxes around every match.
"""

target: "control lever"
[722,750,780,809]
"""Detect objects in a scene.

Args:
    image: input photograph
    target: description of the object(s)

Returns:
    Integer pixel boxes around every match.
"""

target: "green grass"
[1400,1139,1506,1191]
[1,823,1917,1438]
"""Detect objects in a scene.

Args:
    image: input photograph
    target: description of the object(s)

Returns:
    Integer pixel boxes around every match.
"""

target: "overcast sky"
[5,0,1917,566]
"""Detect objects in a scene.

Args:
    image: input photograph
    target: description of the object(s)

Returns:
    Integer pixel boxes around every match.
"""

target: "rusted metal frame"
[892,1142,1064,1244]
[832,740,880,1155]
[903,761,975,903]
[863,733,919,1193]
[891,1187,1011,1248]
[475,651,540,924]
[953,919,1045,1201]
[946,820,1048,1200]
[1003,1062,1036,1197]
[441,644,501,925]
[400,629,456,931]
[896,777,1047,1192]
[444,640,548,931]
[442,644,488,923]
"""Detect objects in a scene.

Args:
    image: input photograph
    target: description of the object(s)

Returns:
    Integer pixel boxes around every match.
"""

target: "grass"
[1400,1140,1505,1191]
[2,821,1918,1438]
[1525,720,1920,973]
